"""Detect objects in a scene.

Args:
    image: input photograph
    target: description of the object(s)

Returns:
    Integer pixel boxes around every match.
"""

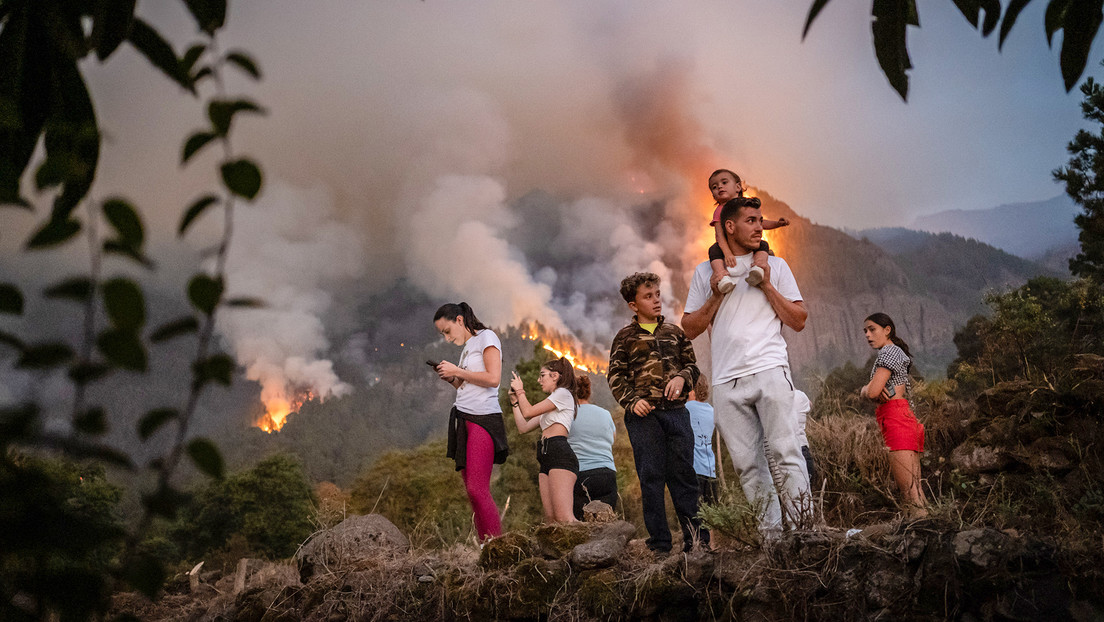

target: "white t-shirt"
[684,255,803,384]
[453,329,502,415]
[540,387,575,432]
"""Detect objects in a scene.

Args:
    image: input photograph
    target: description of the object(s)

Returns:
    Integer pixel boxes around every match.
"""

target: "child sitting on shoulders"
[707,169,789,292]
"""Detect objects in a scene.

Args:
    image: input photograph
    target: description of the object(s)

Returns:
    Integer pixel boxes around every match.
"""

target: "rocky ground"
[111,507,1104,622]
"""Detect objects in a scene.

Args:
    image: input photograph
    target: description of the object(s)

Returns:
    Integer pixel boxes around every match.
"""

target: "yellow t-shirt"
[639,322,658,334]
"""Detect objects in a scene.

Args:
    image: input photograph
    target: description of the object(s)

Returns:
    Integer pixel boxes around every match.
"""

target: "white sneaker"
[746,266,764,287]
[717,275,737,294]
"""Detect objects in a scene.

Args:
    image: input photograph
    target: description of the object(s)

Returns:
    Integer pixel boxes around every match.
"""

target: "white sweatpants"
[713,366,811,530]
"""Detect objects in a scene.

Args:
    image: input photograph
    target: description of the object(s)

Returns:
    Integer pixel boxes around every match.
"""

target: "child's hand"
[777,217,790,227]
[724,255,738,268]
[631,399,654,417]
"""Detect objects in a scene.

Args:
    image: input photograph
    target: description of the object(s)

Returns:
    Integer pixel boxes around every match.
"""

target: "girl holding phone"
[433,302,509,541]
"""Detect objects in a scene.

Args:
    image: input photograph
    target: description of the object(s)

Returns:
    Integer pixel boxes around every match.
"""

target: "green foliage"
[1055,72,1104,284]
[805,0,1100,99]
[0,454,125,621]
[948,277,1104,392]
[173,454,316,563]
[0,0,267,607]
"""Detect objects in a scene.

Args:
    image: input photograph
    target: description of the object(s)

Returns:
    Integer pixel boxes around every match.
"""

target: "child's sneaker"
[717,275,738,294]
[745,266,764,287]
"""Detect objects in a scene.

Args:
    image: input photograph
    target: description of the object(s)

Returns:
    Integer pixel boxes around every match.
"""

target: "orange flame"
[522,323,608,375]
[256,389,315,433]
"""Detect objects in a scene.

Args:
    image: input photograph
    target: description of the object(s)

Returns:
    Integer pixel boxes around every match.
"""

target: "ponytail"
[865,312,912,368]
[433,302,488,336]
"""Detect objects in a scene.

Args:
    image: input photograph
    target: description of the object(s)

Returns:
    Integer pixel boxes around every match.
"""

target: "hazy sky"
[79,0,1100,231]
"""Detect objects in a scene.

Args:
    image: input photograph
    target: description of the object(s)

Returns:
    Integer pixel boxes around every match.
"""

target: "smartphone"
[426,360,440,368]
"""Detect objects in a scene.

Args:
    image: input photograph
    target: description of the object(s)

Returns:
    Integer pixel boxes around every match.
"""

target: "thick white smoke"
[218,182,364,420]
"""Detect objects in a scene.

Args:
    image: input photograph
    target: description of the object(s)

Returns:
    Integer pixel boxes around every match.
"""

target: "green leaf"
[803,0,833,39]
[17,343,75,369]
[225,297,266,308]
[188,274,224,314]
[97,328,148,372]
[999,0,1032,49]
[179,194,220,237]
[44,277,93,302]
[0,331,25,351]
[187,437,224,479]
[102,240,156,269]
[27,218,81,249]
[1057,0,1103,91]
[127,18,192,92]
[103,197,144,247]
[92,0,138,60]
[74,407,108,435]
[226,50,262,79]
[0,283,23,314]
[138,408,178,440]
[871,0,915,101]
[952,0,1001,36]
[102,278,146,330]
[68,362,113,384]
[35,151,71,191]
[208,99,264,137]
[220,158,263,200]
[124,552,167,599]
[193,353,235,388]
[150,316,200,343]
[181,43,207,76]
[184,0,228,35]
[182,131,217,164]
[1045,0,1072,45]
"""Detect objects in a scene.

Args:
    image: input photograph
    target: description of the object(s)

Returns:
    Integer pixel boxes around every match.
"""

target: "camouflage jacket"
[607,315,700,412]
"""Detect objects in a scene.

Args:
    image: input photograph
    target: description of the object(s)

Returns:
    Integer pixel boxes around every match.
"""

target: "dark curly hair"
[619,272,660,303]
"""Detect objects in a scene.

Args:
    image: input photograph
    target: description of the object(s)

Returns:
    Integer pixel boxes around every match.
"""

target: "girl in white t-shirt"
[508,357,580,523]
[433,302,508,541]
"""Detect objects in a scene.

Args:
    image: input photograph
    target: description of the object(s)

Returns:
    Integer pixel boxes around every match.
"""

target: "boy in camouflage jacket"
[607,272,707,553]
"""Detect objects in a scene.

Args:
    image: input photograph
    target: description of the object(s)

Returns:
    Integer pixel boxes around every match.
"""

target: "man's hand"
[664,376,685,401]
[632,399,655,417]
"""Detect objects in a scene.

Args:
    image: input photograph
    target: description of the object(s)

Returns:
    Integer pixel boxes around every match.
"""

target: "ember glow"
[256,389,316,433]
[522,324,608,375]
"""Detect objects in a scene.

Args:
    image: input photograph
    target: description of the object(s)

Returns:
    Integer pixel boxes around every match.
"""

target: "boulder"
[296,514,409,580]
[950,443,1011,474]
[953,528,1007,570]
[582,500,616,522]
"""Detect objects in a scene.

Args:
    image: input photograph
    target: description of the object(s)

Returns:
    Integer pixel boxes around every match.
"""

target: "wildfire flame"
[256,389,315,433]
[522,323,608,375]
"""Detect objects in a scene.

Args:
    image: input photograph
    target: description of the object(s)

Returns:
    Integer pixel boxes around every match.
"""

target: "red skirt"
[875,399,924,452]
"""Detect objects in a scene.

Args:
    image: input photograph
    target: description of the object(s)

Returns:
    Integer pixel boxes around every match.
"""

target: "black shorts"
[537,436,579,475]
[708,240,770,262]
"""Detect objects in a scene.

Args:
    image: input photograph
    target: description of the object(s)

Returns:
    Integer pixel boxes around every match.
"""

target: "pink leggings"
[462,421,502,540]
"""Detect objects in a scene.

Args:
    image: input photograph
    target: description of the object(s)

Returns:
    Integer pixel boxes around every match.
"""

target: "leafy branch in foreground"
[804,0,1103,100]
[0,0,267,616]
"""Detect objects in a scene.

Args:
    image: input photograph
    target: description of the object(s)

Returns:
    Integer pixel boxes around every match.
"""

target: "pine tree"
[1055,72,1104,284]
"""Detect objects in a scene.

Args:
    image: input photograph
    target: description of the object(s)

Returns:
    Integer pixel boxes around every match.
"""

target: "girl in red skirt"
[859,312,928,516]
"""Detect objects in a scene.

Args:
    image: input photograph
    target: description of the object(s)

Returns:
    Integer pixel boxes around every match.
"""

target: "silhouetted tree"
[1055,71,1104,284]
